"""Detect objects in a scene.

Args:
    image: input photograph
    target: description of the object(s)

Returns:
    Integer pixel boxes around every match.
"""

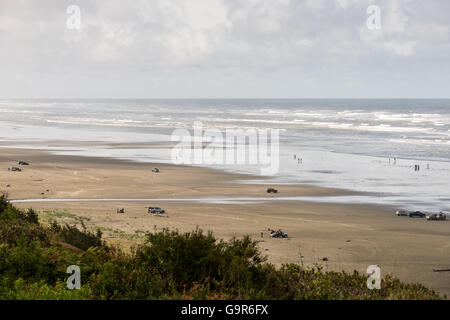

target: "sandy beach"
[1,147,449,296]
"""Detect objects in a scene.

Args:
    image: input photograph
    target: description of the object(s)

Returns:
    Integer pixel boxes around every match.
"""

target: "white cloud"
[0,0,448,98]
[335,0,359,9]
[383,0,409,34]
[382,40,417,56]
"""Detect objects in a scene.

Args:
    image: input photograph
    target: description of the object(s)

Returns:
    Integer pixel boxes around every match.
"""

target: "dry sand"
[1,147,449,296]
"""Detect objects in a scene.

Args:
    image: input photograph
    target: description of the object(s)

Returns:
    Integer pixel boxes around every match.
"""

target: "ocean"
[1,99,449,211]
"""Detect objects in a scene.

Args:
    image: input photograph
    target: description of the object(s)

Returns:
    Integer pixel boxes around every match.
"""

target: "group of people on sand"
[293,154,302,164]
[292,154,430,172]
[389,157,431,172]
[414,163,431,171]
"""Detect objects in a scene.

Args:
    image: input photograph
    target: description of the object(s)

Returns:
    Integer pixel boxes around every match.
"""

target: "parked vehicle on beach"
[268,229,288,238]
[148,207,165,214]
[396,210,409,216]
[426,212,447,221]
[409,211,426,218]
[267,188,278,194]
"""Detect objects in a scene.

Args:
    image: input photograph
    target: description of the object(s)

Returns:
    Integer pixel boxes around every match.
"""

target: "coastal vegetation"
[0,195,443,300]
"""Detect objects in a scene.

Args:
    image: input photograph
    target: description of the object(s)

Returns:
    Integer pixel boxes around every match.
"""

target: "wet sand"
[1,147,449,296]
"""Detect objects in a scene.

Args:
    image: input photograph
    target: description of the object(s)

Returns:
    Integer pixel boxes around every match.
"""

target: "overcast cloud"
[0,0,449,98]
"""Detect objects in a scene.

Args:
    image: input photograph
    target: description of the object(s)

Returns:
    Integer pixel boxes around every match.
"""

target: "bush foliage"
[0,195,444,300]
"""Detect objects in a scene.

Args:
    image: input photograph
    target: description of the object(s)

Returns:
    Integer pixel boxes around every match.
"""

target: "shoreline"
[1,146,449,296]
[2,133,450,212]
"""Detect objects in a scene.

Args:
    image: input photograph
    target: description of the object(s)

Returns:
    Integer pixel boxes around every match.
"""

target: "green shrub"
[23,208,39,224]
[0,196,47,246]
[134,228,266,296]
[0,196,40,224]
[136,228,224,289]
[0,278,92,300]
[88,251,173,299]
[0,220,49,247]
[56,221,103,251]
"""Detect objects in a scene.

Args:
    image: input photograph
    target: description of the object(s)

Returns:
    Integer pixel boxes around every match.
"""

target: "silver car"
[396,210,409,216]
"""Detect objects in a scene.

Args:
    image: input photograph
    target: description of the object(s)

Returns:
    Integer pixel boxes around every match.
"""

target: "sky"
[0,0,449,99]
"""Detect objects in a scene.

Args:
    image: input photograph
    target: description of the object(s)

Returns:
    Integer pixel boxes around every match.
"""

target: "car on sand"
[268,229,288,238]
[426,212,447,221]
[267,188,278,194]
[409,211,426,218]
[396,210,409,216]
[148,207,165,214]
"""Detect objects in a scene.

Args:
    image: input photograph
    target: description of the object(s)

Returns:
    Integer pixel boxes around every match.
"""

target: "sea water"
[0,99,449,211]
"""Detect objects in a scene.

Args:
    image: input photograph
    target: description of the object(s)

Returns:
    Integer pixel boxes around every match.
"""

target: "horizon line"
[2,97,450,100]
